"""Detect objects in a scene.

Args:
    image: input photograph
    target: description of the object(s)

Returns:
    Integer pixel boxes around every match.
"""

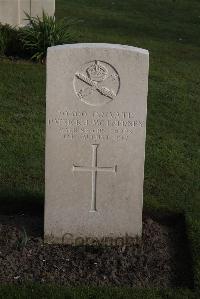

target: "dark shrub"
[19,12,76,62]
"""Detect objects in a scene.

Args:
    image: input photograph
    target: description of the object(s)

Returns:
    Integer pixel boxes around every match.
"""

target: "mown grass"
[0,0,200,298]
[0,60,45,213]
[0,285,198,299]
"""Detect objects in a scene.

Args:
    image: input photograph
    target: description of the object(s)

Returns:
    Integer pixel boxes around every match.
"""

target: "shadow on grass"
[0,190,44,215]
[144,208,194,290]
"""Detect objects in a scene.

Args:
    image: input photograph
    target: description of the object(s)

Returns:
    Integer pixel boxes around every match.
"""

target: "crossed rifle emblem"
[75,69,117,100]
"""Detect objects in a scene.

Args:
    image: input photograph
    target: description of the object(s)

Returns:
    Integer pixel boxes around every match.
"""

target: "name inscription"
[48,109,145,142]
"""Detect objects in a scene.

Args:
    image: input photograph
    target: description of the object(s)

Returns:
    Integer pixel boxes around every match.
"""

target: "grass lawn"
[0,0,200,297]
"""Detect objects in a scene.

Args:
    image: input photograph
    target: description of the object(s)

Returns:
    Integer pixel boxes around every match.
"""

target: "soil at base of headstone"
[0,214,193,288]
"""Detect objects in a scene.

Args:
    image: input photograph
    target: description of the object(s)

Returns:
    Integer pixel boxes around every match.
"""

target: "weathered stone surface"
[0,0,55,26]
[30,0,55,20]
[0,0,19,26]
[45,43,149,244]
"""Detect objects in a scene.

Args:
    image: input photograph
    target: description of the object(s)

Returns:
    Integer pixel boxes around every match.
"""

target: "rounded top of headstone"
[47,43,149,56]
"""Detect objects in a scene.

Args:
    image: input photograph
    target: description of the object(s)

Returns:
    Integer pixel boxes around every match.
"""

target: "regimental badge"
[73,60,120,106]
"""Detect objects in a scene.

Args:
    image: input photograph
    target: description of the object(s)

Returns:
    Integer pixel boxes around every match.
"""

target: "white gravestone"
[45,43,149,244]
[0,0,55,27]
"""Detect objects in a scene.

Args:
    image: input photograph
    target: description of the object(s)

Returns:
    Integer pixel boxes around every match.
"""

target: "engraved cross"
[72,144,117,212]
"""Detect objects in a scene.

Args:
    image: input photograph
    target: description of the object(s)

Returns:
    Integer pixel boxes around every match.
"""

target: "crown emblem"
[74,60,120,106]
[86,61,108,82]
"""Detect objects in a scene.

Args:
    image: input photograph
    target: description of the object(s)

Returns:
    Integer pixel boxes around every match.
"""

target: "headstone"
[45,43,149,244]
[0,0,20,26]
[30,0,55,20]
[0,0,55,27]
